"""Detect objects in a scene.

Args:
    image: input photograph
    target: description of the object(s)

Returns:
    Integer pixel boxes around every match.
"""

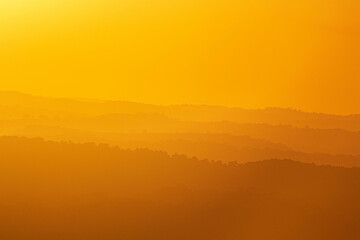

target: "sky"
[1,0,359,114]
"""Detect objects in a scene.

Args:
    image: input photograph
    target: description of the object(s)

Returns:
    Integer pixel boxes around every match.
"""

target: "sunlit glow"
[1,0,360,113]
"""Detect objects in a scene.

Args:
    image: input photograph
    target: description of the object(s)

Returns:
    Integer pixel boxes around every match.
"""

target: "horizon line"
[1,89,358,117]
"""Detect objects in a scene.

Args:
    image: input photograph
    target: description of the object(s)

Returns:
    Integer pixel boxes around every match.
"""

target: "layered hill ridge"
[3,126,360,168]
[2,113,360,156]
[2,91,360,130]
[2,91,360,167]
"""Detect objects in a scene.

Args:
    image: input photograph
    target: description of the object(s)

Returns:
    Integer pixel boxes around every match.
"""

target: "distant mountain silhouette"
[2,91,360,131]
[1,136,360,240]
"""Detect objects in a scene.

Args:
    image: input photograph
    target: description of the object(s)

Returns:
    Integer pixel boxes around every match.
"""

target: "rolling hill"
[1,136,360,240]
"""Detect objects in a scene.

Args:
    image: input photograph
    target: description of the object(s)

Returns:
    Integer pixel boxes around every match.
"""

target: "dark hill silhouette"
[5,126,360,168]
[3,113,360,155]
[1,136,360,240]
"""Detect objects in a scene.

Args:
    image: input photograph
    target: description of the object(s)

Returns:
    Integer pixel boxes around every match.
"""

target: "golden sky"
[1,0,359,114]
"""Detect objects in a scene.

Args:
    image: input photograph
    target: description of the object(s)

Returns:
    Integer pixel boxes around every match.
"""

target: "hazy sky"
[1,0,359,114]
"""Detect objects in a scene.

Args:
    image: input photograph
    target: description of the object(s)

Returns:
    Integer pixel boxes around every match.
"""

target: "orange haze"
[1,1,360,239]
[1,0,360,114]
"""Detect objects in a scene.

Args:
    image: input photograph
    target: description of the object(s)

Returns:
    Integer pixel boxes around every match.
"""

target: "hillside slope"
[1,137,360,240]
